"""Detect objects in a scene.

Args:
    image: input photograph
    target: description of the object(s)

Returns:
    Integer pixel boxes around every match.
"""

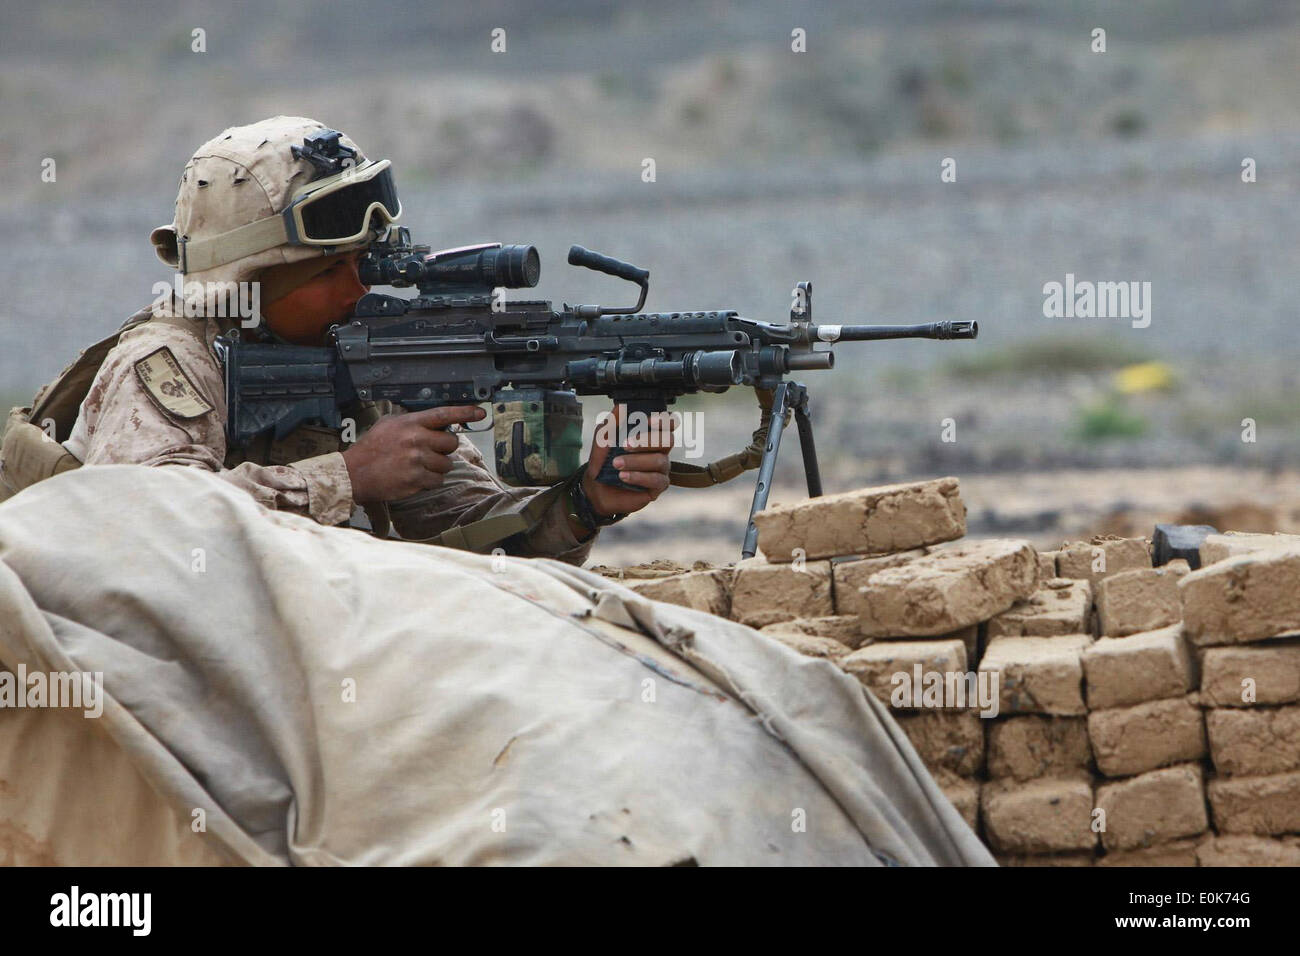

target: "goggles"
[177,159,402,273]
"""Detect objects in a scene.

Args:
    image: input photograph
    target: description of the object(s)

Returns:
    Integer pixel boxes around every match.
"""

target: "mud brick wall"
[605,479,1300,866]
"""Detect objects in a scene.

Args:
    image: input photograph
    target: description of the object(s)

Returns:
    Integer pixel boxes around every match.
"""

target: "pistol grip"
[595,396,666,493]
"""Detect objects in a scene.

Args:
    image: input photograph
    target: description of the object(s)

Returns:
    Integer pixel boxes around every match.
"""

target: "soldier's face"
[263,252,369,345]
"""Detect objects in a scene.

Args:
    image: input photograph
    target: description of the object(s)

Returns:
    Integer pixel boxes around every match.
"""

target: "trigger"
[461,403,494,433]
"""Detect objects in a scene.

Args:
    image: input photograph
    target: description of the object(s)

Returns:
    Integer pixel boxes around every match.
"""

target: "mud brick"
[987,578,1092,637]
[1088,696,1206,777]
[996,852,1094,867]
[1038,550,1060,579]
[1095,568,1182,637]
[729,557,832,628]
[980,634,1091,716]
[1200,531,1300,566]
[830,550,926,617]
[1057,535,1151,585]
[1195,834,1300,866]
[868,627,978,668]
[987,716,1092,781]
[1180,548,1300,646]
[840,639,967,709]
[626,569,730,617]
[1206,706,1300,776]
[1152,523,1217,570]
[1200,640,1300,706]
[1095,764,1208,851]
[758,629,849,661]
[759,615,861,648]
[859,538,1039,638]
[933,769,980,832]
[1097,839,1200,867]
[981,776,1097,854]
[1207,772,1300,835]
[892,708,985,777]
[753,477,966,562]
[1082,624,1196,710]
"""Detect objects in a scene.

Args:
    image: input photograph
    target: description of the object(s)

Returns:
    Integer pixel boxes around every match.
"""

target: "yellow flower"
[1113,361,1174,394]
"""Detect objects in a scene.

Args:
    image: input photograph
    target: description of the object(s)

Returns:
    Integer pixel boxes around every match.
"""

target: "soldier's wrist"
[563,484,597,541]
[566,473,622,534]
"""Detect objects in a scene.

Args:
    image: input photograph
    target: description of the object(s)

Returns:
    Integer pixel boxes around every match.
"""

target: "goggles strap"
[178,215,289,274]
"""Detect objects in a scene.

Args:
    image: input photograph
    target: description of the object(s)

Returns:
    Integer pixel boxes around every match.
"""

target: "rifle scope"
[359,242,540,290]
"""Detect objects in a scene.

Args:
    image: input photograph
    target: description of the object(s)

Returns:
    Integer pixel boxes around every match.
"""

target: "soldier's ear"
[150,225,180,267]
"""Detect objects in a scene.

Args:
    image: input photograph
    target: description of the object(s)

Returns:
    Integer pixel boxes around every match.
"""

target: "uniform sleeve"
[386,432,596,565]
[62,324,354,527]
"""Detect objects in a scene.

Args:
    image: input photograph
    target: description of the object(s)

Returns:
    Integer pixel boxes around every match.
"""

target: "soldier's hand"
[341,405,485,505]
[582,405,676,519]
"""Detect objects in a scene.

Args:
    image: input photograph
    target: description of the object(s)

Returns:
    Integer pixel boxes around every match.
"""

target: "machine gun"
[216,227,977,556]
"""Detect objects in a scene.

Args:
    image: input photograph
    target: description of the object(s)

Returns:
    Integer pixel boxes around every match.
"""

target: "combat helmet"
[149,115,401,312]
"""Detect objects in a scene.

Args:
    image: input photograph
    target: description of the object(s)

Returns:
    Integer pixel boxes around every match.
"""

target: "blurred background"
[2,0,1298,563]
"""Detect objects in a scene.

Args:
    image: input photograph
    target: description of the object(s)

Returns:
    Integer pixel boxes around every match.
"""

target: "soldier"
[6,116,674,562]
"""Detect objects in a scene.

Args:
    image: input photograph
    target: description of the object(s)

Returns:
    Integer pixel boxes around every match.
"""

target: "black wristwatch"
[567,475,625,531]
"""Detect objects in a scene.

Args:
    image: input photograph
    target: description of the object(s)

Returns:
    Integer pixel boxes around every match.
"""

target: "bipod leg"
[790,384,823,499]
[742,382,791,559]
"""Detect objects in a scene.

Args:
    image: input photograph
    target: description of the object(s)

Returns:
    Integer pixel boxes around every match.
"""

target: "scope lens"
[491,244,540,288]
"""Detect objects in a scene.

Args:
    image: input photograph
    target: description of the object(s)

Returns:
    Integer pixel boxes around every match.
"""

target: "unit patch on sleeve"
[133,347,215,419]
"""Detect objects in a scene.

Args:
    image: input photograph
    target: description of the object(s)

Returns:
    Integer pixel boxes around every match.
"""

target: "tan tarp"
[0,465,994,866]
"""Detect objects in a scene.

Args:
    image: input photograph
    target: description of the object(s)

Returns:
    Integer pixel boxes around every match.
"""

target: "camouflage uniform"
[61,308,592,561]
[52,116,595,563]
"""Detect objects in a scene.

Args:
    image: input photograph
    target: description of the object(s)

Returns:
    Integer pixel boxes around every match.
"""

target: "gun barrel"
[826,321,978,341]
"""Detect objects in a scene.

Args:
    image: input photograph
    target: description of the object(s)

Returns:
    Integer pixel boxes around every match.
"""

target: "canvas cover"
[0,465,993,866]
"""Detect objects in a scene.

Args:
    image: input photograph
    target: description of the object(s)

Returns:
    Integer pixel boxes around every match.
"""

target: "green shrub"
[1074,398,1147,441]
